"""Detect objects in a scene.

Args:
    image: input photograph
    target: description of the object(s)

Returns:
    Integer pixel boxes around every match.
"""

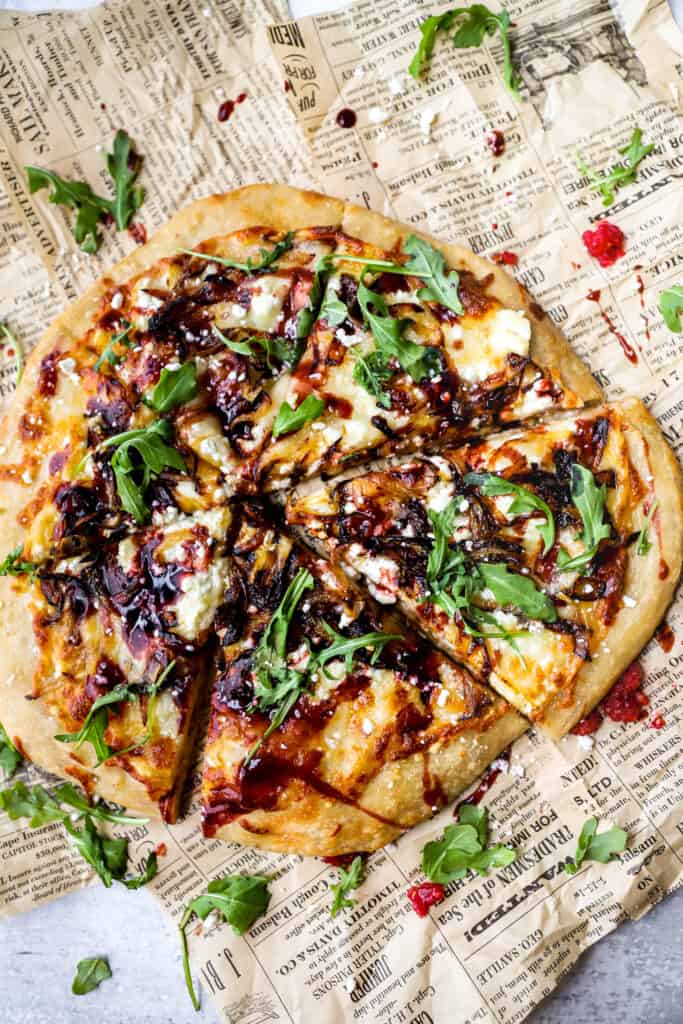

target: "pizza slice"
[287,398,683,736]
[200,504,525,856]
[0,505,236,821]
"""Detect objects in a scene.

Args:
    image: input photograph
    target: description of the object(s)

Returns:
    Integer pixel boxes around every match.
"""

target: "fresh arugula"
[409,5,520,98]
[55,661,176,766]
[144,362,198,413]
[0,780,147,827]
[215,326,301,372]
[180,232,295,274]
[353,349,393,409]
[52,782,149,826]
[94,320,134,372]
[422,804,516,883]
[564,817,628,875]
[477,562,557,622]
[315,622,400,677]
[576,128,653,208]
[121,850,159,890]
[272,394,326,438]
[357,276,442,384]
[63,815,157,889]
[403,235,463,313]
[330,855,364,917]
[319,287,348,327]
[557,464,611,574]
[296,254,333,342]
[180,875,271,1011]
[26,131,143,253]
[636,499,658,557]
[0,722,22,778]
[0,545,39,579]
[660,285,683,333]
[464,471,555,554]
[0,322,23,386]
[463,606,527,663]
[72,957,112,996]
[106,129,144,231]
[94,419,186,522]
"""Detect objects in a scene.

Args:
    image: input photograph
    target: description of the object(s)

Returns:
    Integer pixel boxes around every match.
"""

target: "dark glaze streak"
[38,351,60,397]
[422,751,447,809]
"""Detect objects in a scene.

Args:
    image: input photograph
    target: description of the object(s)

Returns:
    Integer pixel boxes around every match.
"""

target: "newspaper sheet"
[0,0,682,1021]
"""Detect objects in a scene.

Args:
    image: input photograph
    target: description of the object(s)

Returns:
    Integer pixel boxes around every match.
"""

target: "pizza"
[0,185,679,853]
[287,398,683,736]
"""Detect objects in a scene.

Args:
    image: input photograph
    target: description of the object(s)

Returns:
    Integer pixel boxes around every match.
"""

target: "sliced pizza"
[200,503,525,855]
[0,505,236,821]
[286,398,683,736]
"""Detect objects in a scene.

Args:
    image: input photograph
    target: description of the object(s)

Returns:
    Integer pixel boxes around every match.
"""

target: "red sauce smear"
[571,708,603,736]
[582,220,626,268]
[486,129,505,157]
[655,622,675,653]
[572,660,649,733]
[128,222,147,245]
[491,250,518,266]
[634,271,651,343]
[155,842,168,857]
[217,92,247,122]
[649,714,666,730]
[407,882,445,917]
[323,853,360,868]
[284,79,292,92]
[336,107,357,129]
[454,748,509,814]
[659,559,670,580]
[38,351,60,397]
[586,288,638,364]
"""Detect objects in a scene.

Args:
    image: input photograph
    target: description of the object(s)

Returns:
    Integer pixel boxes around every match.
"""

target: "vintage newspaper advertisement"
[1,0,683,1021]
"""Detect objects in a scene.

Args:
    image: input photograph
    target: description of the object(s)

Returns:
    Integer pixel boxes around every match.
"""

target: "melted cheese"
[454,307,531,384]
[174,557,229,640]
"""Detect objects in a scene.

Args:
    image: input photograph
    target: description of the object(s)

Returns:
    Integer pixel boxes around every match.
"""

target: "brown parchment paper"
[1,1,683,1021]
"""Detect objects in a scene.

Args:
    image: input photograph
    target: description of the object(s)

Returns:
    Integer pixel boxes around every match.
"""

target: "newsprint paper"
[1,0,683,1021]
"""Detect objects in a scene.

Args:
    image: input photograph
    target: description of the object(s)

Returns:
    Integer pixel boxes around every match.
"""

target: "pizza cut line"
[0,185,680,853]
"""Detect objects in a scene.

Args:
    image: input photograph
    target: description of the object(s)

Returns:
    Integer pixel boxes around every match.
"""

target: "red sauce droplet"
[491,222,498,231]
[582,220,626,268]
[486,129,505,157]
[649,714,666,730]
[571,261,582,271]
[634,272,651,343]
[236,92,247,104]
[407,882,445,917]
[655,622,675,653]
[571,707,603,736]
[491,250,518,266]
[128,222,147,245]
[217,100,236,122]
[336,107,357,129]
[455,749,510,813]
[323,853,360,867]
[585,288,638,363]
[659,559,670,580]
[284,79,292,92]
[372,161,379,169]
[602,661,649,723]
[155,842,168,857]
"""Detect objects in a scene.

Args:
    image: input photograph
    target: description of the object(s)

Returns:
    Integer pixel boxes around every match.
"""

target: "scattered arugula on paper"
[0,722,22,778]
[72,957,112,996]
[409,5,521,99]
[330,855,365,917]
[659,285,683,333]
[576,127,654,207]
[26,130,144,254]
[180,875,271,1011]
[422,804,516,883]
[564,817,628,874]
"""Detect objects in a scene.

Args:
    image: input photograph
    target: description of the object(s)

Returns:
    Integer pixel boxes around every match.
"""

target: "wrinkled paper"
[1,0,682,1021]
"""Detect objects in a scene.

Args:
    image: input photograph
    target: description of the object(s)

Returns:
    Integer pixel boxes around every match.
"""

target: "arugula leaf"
[403,235,463,313]
[106,129,144,231]
[636,499,658,556]
[121,850,158,890]
[330,856,364,917]
[319,287,348,327]
[272,394,326,438]
[144,362,198,413]
[215,327,301,373]
[0,545,39,578]
[409,5,520,98]
[52,782,148,826]
[425,501,476,618]
[660,285,683,333]
[557,464,611,573]
[0,722,22,778]
[464,471,555,554]
[463,606,527,663]
[94,419,186,522]
[25,165,112,254]
[72,957,112,996]
[180,875,271,1010]
[358,276,442,383]
[576,127,653,208]
[0,781,66,827]
[94,320,134,372]
[0,322,24,386]
[353,348,393,409]
[314,622,400,677]
[180,232,294,274]
[296,254,332,342]
[564,816,628,875]
[477,562,557,622]
[422,804,516,883]
[62,814,126,887]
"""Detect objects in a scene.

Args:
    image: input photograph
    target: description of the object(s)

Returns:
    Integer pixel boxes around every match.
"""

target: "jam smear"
[571,707,603,736]
[491,250,518,266]
[455,748,509,813]
[217,93,247,122]
[655,622,675,653]
[407,882,445,917]
[586,289,638,364]
[649,714,666,730]
[486,130,505,157]
[128,222,147,245]
[38,351,60,397]
[582,221,626,268]
[336,107,357,129]
[601,661,648,723]
[323,853,361,867]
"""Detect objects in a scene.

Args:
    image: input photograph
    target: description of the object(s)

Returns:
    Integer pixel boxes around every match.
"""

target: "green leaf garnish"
[94,320,134,372]
[52,782,149,825]
[72,957,112,996]
[121,850,158,890]
[316,621,400,678]
[0,322,23,386]
[422,804,516,883]
[636,499,658,556]
[660,285,683,333]
[464,471,555,554]
[272,394,326,438]
[180,232,294,274]
[106,129,144,231]
[358,276,442,384]
[576,127,653,208]
[409,5,520,98]
[557,464,611,574]
[319,287,348,327]
[93,419,186,522]
[215,326,302,372]
[180,875,271,1011]
[144,362,198,413]
[330,856,364,917]
[403,235,463,313]
[0,545,39,579]
[564,816,628,875]
[0,781,65,827]
[296,254,332,342]
[477,562,557,622]
[0,722,22,778]
[353,348,393,409]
